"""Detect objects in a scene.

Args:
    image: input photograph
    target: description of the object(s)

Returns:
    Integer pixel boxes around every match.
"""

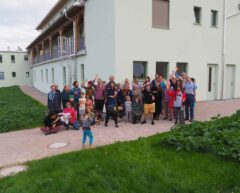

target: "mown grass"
[0,133,240,193]
[0,86,46,133]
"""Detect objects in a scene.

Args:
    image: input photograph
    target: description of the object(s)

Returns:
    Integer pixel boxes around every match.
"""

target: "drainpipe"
[220,0,227,100]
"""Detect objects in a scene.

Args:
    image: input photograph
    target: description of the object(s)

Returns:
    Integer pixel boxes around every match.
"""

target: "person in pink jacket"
[63,102,79,130]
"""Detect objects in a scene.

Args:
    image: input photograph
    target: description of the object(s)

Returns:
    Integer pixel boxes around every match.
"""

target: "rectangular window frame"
[152,0,170,29]
[11,55,15,63]
[156,62,169,80]
[211,10,218,27]
[12,72,16,78]
[0,55,2,63]
[133,61,148,80]
[0,72,4,80]
[194,6,202,25]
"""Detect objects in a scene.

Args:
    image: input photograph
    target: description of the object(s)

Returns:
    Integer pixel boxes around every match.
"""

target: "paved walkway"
[0,86,239,169]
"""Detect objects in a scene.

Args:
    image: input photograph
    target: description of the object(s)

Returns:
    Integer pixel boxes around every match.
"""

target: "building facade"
[0,51,30,87]
[27,0,240,101]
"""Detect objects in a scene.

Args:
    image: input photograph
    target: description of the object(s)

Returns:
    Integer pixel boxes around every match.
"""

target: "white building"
[0,51,30,87]
[27,0,240,101]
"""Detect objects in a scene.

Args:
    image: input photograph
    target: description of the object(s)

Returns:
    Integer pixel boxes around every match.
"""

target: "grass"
[0,86,46,133]
[0,133,240,193]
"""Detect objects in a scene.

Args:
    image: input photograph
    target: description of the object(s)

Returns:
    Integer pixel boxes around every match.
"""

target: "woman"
[61,85,70,109]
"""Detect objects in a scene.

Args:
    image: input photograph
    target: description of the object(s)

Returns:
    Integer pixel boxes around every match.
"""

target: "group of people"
[41,69,197,147]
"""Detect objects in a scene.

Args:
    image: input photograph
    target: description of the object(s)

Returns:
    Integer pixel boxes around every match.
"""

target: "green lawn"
[0,133,240,193]
[0,86,46,133]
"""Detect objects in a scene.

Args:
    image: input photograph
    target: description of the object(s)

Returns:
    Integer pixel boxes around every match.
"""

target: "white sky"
[0,0,58,51]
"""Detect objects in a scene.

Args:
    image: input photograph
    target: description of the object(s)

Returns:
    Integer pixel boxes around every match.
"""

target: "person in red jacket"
[63,102,79,130]
[166,83,175,121]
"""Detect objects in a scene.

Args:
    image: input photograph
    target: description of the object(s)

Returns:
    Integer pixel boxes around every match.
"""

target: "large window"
[0,72,4,80]
[176,63,188,75]
[11,55,15,63]
[152,0,170,28]
[156,62,168,79]
[12,72,16,78]
[0,55,2,63]
[194,6,202,25]
[211,10,218,27]
[133,61,147,79]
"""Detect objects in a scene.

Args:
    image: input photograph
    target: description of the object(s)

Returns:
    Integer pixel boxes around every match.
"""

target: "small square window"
[0,55,2,63]
[176,63,188,76]
[133,61,148,79]
[0,72,4,80]
[211,10,218,27]
[194,6,202,25]
[24,55,28,61]
[12,72,16,78]
[11,55,15,63]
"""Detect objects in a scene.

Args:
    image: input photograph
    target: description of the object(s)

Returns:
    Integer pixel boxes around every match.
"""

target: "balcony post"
[74,16,80,52]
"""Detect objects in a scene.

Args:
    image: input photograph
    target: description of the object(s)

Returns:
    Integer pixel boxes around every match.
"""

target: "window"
[194,6,202,25]
[208,67,212,92]
[156,62,169,79]
[51,68,55,84]
[176,63,188,75]
[133,61,147,79]
[81,64,85,82]
[211,10,218,27]
[46,69,48,83]
[63,67,67,85]
[0,55,2,63]
[0,72,4,80]
[11,55,15,63]
[152,0,170,28]
[26,72,30,78]
[12,72,16,78]
[33,70,36,81]
[41,69,44,82]
[24,55,28,61]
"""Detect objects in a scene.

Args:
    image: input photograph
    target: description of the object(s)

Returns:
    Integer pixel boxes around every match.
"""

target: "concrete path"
[0,86,239,169]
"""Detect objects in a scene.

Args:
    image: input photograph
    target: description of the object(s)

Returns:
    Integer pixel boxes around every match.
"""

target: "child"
[124,95,132,122]
[63,102,79,130]
[82,113,94,147]
[41,112,61,135]
[132,97,143,124]
[85,95,94,111]
[79,92,86,122]
[86,108,96,126]
[166,83,175,121]
[174,87,186,124]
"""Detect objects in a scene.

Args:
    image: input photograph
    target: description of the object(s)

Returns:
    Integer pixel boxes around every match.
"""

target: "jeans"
[82,129,93,145]
[174,107,181,123]
[185,94,195,120]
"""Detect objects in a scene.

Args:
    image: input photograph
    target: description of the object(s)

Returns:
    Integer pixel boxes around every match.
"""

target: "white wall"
[115,0,224,101]
[0,51,30,87]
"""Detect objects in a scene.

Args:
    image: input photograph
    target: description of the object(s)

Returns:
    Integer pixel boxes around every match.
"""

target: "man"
[93,75,106,121]
[184,77,197,122]
[70,81,81,120]
[141,85,155,125]
[105,82,119,128]
[151,74,159,89]
[61,85,70,109]
[47,85,62,113]
[106,75,116,89]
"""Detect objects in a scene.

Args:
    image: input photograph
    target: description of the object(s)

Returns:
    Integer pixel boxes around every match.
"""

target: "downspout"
[220,0,227,100]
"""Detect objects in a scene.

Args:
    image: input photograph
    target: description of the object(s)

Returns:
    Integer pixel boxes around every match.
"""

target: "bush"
[161,110,240,162]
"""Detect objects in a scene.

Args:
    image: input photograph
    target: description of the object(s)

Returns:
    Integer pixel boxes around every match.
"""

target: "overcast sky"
[0,0,58,51]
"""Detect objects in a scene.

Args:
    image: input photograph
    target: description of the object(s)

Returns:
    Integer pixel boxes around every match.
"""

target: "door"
[207,65,218,100]
[225,65,236,99]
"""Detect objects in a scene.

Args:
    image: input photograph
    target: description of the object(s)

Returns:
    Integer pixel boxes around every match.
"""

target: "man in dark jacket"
[61,85,70,109]
[47,85,62,113]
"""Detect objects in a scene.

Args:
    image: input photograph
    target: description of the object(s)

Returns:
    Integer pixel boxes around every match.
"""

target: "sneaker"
[189,119,193,122]
[163,117,168,120]
[105,123,108,127]
[115,124,119,128]
[141,120,146,124]
[151,121,155,125]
